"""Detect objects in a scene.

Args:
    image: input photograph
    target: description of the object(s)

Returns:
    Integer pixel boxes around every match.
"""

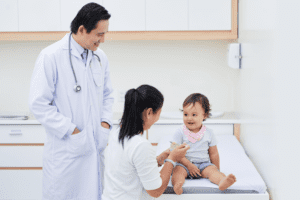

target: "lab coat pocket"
[97,126,110,152]
[92,68,102,93]
[67,129,92,159]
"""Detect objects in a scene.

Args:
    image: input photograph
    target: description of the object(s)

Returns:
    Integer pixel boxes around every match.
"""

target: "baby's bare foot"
[173,183,183,195]
[219,174,236,191]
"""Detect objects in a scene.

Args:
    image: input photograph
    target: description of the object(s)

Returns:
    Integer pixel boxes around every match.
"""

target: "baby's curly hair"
[183,93,211,121]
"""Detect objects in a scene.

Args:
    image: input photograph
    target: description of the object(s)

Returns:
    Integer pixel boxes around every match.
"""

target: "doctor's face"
[82,20,109,51]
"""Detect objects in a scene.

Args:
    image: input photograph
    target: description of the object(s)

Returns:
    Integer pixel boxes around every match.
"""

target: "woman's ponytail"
[119,85,164,147]
[119,89,144,146]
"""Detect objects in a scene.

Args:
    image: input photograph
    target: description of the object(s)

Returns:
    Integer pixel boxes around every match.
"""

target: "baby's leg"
[201,165,236,191]
[171,166,188,195]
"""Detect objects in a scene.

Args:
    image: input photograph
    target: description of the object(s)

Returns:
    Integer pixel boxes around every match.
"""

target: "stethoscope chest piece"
[69,32,101,93]
[74,85,81,92]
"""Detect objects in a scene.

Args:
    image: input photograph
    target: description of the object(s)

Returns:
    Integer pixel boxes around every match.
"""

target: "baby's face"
[183,102,207,133]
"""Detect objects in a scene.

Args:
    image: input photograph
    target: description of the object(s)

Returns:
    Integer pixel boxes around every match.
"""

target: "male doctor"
[28,3,113,200]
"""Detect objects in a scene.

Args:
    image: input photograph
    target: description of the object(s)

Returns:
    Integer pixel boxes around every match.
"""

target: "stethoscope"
[69,32,102,92]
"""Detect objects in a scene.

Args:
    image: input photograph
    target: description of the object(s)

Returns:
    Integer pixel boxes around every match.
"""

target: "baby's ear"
[204,113,209,119]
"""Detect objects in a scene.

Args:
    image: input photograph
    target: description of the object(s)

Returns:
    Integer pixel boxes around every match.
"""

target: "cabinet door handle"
[9,130,22,135]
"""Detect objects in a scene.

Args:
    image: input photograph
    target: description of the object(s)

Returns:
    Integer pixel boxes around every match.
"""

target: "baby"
[170,93,236,195]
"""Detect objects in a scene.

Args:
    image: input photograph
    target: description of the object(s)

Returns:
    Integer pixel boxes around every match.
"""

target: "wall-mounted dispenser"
[227,43,242,69]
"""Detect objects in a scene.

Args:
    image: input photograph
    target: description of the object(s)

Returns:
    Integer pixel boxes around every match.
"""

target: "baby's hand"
[187,164,201,178]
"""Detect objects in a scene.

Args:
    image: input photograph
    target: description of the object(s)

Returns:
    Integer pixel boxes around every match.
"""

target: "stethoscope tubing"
[69,32,101,92]
[69,32,79,85]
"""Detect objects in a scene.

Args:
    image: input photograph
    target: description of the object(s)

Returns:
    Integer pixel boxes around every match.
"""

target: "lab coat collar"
[62,33,82,60]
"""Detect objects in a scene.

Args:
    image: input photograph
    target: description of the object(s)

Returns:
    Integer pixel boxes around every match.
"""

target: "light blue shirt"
[70,35,88,65]
[172,126,218,163]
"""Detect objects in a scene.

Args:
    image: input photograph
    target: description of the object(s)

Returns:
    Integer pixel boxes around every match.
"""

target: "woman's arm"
[146,144,190,198]
[156,149,170,167]
[146,161,174,198]
[209,145,220,170]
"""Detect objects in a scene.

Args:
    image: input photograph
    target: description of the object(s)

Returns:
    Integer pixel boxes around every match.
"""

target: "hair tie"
[134,89,145,101]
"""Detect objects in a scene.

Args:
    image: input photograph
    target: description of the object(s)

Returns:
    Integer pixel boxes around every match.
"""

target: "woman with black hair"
[102,85,190,199]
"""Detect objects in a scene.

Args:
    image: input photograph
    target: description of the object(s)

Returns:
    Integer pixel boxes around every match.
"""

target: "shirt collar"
[71,34,86,56]
[183,124,206,143]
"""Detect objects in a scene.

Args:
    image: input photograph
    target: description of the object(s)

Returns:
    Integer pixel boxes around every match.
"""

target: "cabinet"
[0,123,134,200]
[0,124,45,200]
[146,0,188,31]
[0,170,43,200]
[189,0,232,30]
[103,0,145,31]
[0,122,239,199]
[145,0,231,31]
[0,146,43,167]
[0,0,237,40]
[18,0,60,32]
[0,0,18,32]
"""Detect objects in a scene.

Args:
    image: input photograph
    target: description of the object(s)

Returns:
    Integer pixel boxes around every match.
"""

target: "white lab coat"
[28,33,114,200]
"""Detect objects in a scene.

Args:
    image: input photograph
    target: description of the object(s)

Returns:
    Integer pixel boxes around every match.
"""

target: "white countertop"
[0,112,240,125]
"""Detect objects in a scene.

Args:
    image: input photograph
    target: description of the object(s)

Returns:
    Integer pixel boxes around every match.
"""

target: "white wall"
[237,0,300,199]
[0,39,238,115]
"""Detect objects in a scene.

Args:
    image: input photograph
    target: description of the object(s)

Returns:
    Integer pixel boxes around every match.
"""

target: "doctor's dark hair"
[183,93,211,121]
[119,85,164,147]
[71,2,111,34]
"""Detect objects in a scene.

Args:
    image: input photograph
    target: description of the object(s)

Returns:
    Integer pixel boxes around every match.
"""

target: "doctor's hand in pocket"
[72,127,80,135]
[97,122,110,152]
[101,122,110,129]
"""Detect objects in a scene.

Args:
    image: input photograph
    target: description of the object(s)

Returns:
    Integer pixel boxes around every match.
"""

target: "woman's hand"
[156,148,171,167]
[187,164,201,178]
[163,148,171,155]
[168,143,190,162]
